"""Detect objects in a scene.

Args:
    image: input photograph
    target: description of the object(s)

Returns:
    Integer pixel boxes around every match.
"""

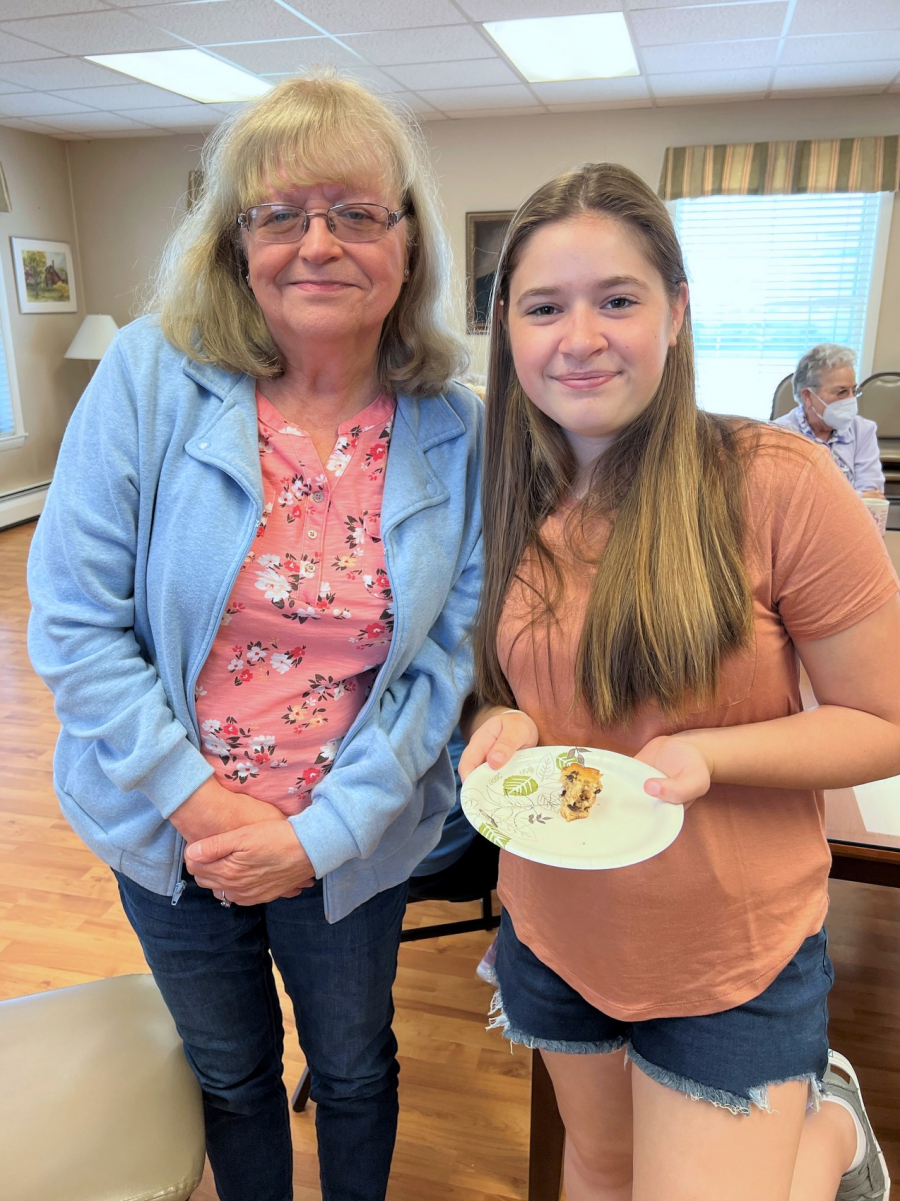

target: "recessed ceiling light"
[483,13,640,84]
[85,49,272,104]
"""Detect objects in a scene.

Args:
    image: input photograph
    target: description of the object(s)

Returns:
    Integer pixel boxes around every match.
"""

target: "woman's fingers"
[458,711,539,780]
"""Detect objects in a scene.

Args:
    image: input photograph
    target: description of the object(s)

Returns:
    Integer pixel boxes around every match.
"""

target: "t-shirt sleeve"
[770,440,898,641]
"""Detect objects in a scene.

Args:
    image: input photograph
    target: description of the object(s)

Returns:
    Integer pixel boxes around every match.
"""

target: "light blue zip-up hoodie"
[27,318,483,923]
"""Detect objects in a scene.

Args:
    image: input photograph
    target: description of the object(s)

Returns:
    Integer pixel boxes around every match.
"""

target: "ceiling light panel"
[85,49,272,103]
[483,13,640,83]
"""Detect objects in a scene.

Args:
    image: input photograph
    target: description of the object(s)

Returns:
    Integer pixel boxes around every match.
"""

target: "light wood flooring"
[3,517,900,1199]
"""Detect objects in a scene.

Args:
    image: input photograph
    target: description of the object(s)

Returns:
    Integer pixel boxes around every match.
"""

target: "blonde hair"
[149,73,466,396]
[474,163,756,727]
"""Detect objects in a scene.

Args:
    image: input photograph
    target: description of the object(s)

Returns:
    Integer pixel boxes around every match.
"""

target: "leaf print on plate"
[503,774,538,797]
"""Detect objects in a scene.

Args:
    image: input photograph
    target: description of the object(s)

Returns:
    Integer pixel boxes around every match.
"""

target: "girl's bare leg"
[540,1047,634,1201]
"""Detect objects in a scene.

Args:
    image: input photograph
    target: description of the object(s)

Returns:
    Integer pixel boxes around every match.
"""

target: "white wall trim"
[0,481,49,529]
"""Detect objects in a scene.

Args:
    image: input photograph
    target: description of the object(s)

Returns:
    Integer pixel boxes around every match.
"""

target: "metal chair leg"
[291,1065,311,1112]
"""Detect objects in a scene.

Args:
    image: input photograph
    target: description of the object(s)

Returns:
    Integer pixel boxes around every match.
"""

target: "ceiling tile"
[0,91,94,117]
[118,103,227,128]
[339,65,407,93]
[631,0,777,7]
[0,12,182,56]
[387,59,518,91]
[651,67,772,96]
[340,26,495,66]
[772,62,898,90]
[789,0,900,37]
[286,0,466,34]
[531,76,649,103]
[642,38,779,73]
[456,0,622,17]
[27,110,157,132]
[780,31,900,64]
[547,98,652,112]
[445,106,546,119]
[0,115,88,138]
[139,0,316,44]
[51,82,197,109]
[0,30,62,63]
[0,57,122,89]
[389,91,437,113]
[0,0,107,15]
[631,2,788,46]
[214,36,359,73]
[655,91,767,106]
[417,83,538,110]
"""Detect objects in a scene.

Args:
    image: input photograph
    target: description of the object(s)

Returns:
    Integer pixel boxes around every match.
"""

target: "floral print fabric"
[194,391,395,814]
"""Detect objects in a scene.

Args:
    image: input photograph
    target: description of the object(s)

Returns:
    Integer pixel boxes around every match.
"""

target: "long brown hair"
[474,163,755,727]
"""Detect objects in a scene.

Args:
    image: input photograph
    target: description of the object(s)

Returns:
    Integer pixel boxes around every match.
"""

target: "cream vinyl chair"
[0,973,205,1201]
[770,374,796,420]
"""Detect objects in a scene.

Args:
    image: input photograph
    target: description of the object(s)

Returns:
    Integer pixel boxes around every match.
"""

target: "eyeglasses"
[237,202,406,245]
[817,385,864,401]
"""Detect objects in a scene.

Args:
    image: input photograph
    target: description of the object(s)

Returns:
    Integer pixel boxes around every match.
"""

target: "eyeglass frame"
[236,201,408,245]
[807,383,864,402]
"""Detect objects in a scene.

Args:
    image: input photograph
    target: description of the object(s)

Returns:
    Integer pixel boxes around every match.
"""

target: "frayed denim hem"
[628,1046,825,1116]
[486,988,627,1055]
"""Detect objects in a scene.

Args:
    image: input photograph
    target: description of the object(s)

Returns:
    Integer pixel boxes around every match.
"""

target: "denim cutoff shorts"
[490,910,833,1115]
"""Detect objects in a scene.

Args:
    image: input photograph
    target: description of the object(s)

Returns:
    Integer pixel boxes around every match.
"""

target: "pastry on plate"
[559,764,603,822]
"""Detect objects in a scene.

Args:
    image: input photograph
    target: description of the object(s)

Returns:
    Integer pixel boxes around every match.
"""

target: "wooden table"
[528,531,900,1200]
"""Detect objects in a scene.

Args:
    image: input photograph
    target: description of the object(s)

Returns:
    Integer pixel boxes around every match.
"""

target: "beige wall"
[0,127,85,498]
[66,134,201,327]
[52,91,900,462]
[419,93,900,377]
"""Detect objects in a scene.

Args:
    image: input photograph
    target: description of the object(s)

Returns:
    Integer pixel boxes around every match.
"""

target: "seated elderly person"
[774,343,885,498]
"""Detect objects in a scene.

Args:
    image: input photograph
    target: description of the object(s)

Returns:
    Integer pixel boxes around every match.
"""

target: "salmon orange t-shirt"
[497,428,898,1021]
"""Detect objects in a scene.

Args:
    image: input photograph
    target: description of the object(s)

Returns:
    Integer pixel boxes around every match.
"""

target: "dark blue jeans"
[115,871,408,1201]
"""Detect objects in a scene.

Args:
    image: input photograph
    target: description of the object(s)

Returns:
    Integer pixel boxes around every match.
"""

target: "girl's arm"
[637,594,900,805]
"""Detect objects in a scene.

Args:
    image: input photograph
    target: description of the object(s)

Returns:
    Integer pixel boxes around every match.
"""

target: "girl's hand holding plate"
[635,733,713,808]
[459,707,539,781]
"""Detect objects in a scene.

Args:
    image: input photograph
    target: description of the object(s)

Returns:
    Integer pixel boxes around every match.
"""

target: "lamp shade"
[64,314,119,361]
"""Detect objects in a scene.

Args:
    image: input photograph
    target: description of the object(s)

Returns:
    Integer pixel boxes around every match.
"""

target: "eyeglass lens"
[248,204,392,244]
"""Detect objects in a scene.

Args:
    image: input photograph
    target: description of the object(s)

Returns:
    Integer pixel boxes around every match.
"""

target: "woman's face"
[506,213,688,467]
[243,178,408,359]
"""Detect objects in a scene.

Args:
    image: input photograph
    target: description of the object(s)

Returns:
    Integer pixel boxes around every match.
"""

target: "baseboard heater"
[0,481,50,530]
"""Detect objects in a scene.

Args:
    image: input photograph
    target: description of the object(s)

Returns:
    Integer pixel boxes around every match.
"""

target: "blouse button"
[308,529,317,539]
[313,491,324,502]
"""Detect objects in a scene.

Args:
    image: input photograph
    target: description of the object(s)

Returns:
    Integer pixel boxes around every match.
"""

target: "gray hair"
[793,343,857,402]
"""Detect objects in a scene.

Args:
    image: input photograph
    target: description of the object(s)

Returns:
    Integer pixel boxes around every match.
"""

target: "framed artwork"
[10,238,77,313]
[0,164,11,214]
[466,210,514,334]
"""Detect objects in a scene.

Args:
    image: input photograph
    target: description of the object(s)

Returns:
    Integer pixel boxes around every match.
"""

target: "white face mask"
[808,390,857,434]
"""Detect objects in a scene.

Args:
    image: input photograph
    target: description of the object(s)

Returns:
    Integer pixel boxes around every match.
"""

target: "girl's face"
[506,214,688,468]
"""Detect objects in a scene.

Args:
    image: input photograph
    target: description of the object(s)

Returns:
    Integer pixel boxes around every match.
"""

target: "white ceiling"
[0,0,897,139]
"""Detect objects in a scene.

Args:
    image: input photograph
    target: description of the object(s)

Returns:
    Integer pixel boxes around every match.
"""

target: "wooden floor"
[3,516,900,1199]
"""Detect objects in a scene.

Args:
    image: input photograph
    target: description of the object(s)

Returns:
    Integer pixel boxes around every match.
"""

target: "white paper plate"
[461,745,683,870]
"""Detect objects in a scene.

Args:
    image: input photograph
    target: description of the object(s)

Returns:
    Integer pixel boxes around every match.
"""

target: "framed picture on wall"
[10,237,77,314]
[466,210,514,334]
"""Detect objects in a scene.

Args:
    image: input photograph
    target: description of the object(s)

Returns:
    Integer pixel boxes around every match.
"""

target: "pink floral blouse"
[194,391,395,814]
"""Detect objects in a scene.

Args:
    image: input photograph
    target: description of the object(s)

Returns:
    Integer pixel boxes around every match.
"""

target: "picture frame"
[10,237,77,314]
[187,168,204,211]
[466,210,514,334]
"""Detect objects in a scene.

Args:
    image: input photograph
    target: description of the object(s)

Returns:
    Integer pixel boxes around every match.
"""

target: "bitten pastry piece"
[559,764,603,822]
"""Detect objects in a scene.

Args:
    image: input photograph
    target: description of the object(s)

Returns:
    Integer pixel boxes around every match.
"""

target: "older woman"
[774,343,885,498]
[27,76,481,1201]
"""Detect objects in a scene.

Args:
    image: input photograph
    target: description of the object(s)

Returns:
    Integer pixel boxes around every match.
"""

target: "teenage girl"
[460,162,900,1201]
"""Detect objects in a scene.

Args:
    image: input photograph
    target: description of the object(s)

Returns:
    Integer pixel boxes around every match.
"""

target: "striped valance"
[659,136,900,201]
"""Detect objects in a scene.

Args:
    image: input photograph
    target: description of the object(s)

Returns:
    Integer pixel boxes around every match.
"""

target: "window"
[671,191,891,421]
[0,251,23,448]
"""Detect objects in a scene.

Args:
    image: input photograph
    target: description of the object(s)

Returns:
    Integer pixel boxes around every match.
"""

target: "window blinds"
[672,191,886,422]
